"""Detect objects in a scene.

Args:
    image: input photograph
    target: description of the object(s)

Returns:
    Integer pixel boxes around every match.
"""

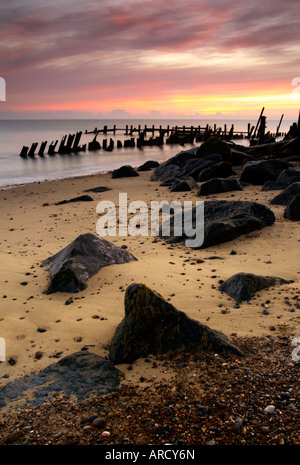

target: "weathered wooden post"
[72,131,82,152]
[275,114,284,138]
[66,134,75,153]
[58,135,67,154]
[38,141,47,156]
[252,107,265,140]
[20,146,28,158]
[48,141,58,155]
[258,116,266,143]
[28,142,38,157]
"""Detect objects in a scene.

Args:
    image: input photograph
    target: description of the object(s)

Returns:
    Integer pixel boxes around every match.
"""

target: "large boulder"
[197,161,234,181]
[196,136,231,159]
[284,194,300,221]
[0,352,120,410]
[198,178,243,196]
[150,163,180,182]
[261,181,288,191]
[160,200,275,249]
[276,168,300,185]
[219,272,293,303]
[41,233,137,294]
[108,283,243,364]
[178,154,222,180]
[137,160,160,171]
[112,165,139,178]
[240,159,289,185]
[163,147,199,168]
[270,182,300,206]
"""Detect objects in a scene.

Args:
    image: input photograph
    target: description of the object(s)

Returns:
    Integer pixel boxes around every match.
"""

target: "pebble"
[264,405,276,414]
[92,417,107,428]
[4,430,25,444]
[101,431,111,438]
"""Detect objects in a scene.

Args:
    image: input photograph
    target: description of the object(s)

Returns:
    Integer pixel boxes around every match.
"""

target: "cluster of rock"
[148,134,300,222]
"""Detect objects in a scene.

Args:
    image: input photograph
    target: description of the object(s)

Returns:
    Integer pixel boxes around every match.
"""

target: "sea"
[0,118,294,188]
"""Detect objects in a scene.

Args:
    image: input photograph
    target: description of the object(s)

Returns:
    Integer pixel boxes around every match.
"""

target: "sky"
[0,0,299,120]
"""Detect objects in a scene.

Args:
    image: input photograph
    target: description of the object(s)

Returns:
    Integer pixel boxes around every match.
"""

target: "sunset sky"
[1,0,299,119]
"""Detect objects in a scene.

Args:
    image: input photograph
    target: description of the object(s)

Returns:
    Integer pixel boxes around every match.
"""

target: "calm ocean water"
[0,118,293,188]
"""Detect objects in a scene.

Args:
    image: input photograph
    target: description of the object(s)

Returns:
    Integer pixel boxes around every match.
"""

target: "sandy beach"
[0,163,299,389]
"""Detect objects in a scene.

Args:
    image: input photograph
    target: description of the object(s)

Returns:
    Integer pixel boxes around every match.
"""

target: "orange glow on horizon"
[14,83,299,118]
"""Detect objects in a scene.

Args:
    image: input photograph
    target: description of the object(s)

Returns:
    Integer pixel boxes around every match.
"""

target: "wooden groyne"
[19,112,287,159]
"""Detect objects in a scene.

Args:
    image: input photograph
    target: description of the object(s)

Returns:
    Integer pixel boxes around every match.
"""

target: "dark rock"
[160,200,275,249]
[230,149,254,165]
[112,165,139,178]
[261,181,288,191]
[108,283,243,364]
[178,154,222,180]
[198,178,243,196]
[196,136,231,159]
[219,272,293,303]
[163,147,199,168]
[137,160,160,171]
[276,168,300,185]
[270,182,300,206]
[55,195,94,205]
[240,159,289,185]
[0,352,121,410]
[197,161,234,181]
[41,233,137,294]
[284,194,300,221]
[84,186,112,193]
[170,177,198,192]
[150,163,180,182]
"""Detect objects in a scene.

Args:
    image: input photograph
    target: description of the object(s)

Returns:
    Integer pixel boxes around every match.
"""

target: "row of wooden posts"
[19,109,285,158]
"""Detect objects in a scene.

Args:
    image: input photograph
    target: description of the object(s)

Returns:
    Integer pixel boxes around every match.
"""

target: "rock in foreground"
[0,352,120,410]
[112,165,139,178]
[219,272,293,303]
[240,159,289,185]
[284,194,300,221]
[41,233,137,294]
[108,283,243,364]
[197,178,242,196]
[270,182,300,206]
